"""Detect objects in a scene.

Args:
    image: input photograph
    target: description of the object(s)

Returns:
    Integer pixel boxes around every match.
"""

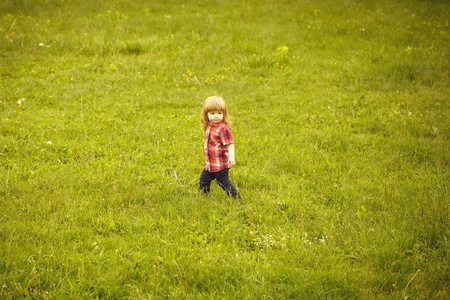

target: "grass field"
[1,0,449,298]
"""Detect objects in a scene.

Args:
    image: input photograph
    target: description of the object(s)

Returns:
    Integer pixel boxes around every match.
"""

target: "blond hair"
[200,96,232,131]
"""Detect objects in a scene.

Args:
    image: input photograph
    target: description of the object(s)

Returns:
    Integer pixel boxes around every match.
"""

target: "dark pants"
[199,168,241,199]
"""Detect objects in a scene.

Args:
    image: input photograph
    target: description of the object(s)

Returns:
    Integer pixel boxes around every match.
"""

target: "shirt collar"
[209,122,224,127]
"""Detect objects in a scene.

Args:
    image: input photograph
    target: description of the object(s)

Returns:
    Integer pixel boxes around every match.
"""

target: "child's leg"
[215,169,241,199]
[199,169,214,195]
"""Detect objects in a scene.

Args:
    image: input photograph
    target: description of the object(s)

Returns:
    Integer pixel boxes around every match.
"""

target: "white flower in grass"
[39,43,44,47]
[433,126,439,135]
[47,141,52,145]
[254,234,290,250]
[304,235,332,245]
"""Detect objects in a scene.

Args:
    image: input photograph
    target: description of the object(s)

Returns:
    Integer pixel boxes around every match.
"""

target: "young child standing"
[199,96,241,199]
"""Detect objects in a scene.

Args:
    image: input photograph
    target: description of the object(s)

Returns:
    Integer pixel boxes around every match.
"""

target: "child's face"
[208,111,223,124]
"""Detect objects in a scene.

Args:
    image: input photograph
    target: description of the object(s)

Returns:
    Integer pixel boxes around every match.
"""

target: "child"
[199,96,241,199]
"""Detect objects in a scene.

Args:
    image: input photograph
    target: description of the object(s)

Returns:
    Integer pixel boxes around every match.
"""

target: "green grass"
[1,0,449,298]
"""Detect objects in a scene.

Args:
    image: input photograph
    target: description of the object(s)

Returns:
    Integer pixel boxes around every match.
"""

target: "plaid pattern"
[204,122,234,172]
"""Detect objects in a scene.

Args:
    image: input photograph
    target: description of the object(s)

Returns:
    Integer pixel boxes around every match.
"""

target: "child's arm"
[226,143,236,168]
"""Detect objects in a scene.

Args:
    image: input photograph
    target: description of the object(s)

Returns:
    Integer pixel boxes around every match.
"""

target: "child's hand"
[228,159,236,168]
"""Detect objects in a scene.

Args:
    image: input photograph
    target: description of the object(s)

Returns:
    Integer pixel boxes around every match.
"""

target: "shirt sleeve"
[220,126,234,146]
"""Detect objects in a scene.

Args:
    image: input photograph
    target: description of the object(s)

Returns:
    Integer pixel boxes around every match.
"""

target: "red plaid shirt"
[204,122,234,172]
